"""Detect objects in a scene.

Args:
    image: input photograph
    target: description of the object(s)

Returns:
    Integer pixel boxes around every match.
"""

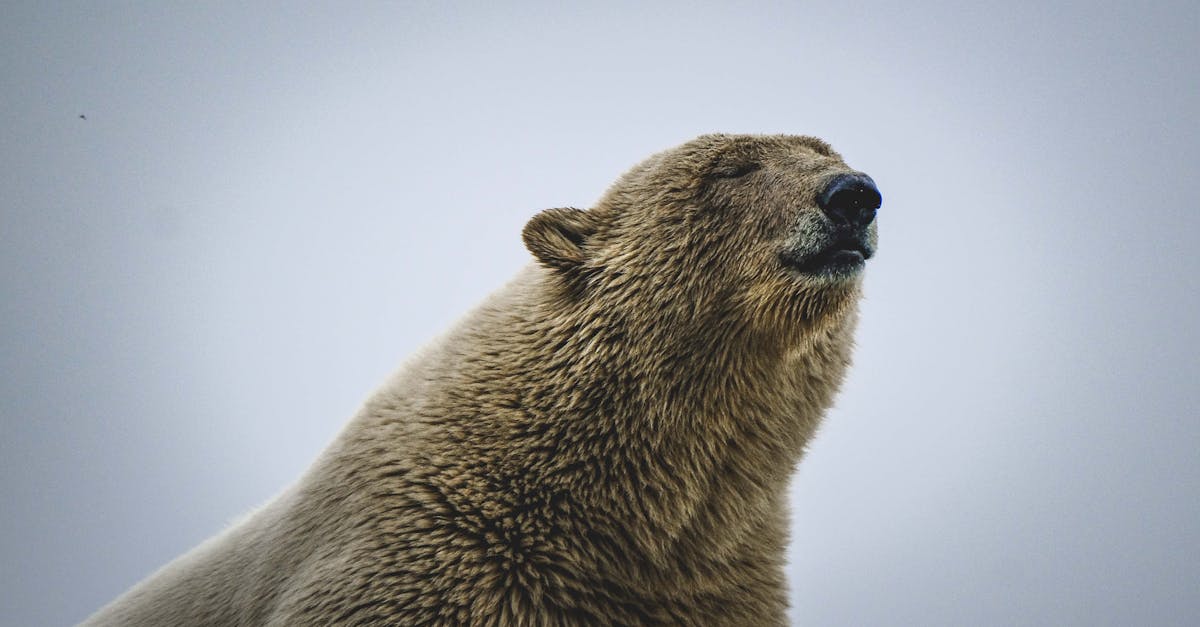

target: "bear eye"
[709,162,761,179]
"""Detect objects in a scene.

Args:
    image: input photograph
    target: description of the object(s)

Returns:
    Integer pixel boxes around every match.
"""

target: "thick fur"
[83,134,877,626]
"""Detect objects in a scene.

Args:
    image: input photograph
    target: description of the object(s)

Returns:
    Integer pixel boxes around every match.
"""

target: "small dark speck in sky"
[78,114,86,120]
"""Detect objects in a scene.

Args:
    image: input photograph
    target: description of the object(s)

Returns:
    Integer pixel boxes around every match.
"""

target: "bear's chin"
[803,250,868,276]
[782,257,869,287]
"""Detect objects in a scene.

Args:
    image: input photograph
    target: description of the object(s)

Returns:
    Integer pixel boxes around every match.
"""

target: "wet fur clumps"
[84,134,878,626]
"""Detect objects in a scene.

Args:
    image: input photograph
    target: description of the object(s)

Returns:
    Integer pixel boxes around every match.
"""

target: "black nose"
[818,173,881,229]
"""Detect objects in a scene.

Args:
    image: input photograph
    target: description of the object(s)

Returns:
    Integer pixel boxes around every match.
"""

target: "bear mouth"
[782,238,874,275]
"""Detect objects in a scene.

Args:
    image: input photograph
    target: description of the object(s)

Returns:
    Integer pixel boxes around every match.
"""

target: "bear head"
[523,134,880,346]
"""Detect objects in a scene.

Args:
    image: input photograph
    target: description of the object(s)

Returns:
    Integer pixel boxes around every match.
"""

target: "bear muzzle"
[779,172,880,277]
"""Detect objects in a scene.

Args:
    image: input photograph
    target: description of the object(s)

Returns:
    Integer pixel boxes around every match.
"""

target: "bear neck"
[516,271,860,571]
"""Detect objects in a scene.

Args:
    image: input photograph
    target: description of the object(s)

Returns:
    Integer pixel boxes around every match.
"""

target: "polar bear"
[83,133,880,626]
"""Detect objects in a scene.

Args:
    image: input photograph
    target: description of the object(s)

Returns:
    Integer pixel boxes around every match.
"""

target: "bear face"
[523,134,880,343]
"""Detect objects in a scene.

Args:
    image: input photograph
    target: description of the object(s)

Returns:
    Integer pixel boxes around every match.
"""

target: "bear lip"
[783,238,873,275]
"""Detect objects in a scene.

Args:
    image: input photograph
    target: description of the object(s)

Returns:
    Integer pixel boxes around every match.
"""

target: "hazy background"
[3,2,1197,625]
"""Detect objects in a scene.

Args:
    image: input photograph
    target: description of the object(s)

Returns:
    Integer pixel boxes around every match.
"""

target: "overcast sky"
[2,2,1197,625]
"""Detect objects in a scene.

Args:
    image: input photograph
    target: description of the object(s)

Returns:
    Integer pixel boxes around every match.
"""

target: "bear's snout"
[818,173,880,230]
[778,171,880,277]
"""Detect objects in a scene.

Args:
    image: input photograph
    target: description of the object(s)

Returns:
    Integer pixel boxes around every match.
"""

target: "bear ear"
[522,207,599,272]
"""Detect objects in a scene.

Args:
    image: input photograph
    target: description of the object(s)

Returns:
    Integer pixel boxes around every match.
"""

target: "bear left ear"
[522,207,598,272]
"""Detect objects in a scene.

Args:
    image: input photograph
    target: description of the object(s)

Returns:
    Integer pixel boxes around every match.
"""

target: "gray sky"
[2,2,1197,625]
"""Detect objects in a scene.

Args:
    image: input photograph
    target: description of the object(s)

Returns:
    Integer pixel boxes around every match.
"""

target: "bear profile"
[83,133,881,626]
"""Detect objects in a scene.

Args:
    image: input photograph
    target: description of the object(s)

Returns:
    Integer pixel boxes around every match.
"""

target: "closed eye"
[708,162,761,179]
